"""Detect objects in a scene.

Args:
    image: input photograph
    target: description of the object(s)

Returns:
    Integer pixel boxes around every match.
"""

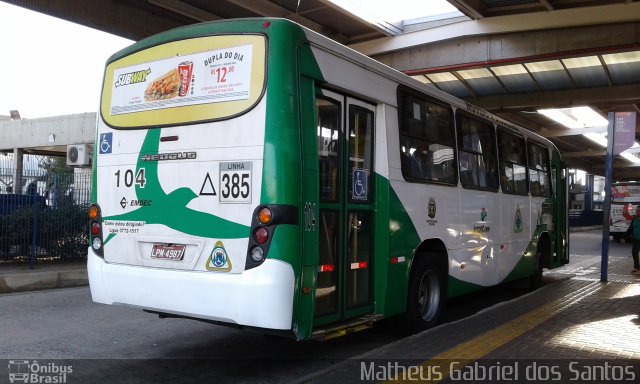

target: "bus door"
[314,89,375,325]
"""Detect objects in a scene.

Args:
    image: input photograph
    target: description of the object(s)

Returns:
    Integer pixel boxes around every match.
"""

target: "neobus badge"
[141,152,196,162]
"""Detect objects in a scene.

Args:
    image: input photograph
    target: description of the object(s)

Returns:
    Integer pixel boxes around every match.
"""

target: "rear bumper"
[88,248,295,330]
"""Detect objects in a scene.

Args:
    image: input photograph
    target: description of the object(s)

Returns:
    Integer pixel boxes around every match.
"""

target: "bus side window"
[456,114,498,191]
[317,98,341,202]
[398,90,456,185]
[498,128,528,195]
[528,141,551,197]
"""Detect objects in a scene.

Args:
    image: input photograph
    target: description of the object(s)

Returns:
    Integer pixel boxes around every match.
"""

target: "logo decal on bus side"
[206,241,232,272]
[475,208,491,232]
[514,205,523,233]
[426,198,438,227]
[428,198,436,218]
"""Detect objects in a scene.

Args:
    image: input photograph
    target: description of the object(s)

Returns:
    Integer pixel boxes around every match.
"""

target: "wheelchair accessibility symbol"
[352,168,368,200]
[99,132,113,154]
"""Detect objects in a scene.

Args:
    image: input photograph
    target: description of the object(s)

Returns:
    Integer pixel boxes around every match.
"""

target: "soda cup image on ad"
[178,61,194,96]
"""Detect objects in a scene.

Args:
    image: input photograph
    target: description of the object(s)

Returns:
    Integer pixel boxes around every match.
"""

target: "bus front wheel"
[403,254,446,333]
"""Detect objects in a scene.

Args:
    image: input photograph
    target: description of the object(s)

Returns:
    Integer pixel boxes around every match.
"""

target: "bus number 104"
[114,168,146,188]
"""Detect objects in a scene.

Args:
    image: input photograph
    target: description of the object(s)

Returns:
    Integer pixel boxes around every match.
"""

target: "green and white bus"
[88,18,568,340]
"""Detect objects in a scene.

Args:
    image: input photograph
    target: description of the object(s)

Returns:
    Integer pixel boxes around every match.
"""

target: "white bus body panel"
[88,248,295,330]
[95,98,267,274]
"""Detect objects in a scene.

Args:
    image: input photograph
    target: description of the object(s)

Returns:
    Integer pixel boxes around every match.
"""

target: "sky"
[0,2,132,119]
[0,0,456,119]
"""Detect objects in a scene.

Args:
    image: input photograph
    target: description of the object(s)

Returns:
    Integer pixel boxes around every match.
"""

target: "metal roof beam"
[446,0,485,19]
[540,1,554,11]
[350,2,640,56]
[225,0,332,36]
[147,0,222,22]
[468,84,640,111]
[541,126,608,138]
[562,149,606,158]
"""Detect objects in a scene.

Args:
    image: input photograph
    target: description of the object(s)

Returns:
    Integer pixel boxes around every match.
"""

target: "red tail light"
[91,222,101,236]
[254,227,268,244]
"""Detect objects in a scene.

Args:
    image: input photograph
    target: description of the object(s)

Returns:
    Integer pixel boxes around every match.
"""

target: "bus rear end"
[87,21,302,334]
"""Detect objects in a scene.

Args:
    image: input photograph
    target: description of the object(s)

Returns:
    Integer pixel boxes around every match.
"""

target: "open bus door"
[311,89,376,338]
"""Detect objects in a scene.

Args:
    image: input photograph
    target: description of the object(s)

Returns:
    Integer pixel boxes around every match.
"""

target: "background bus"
[610,182,640,242]
[87,18,568,340]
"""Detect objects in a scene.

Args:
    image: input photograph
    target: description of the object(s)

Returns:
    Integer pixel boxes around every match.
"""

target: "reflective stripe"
[350,261,367,270]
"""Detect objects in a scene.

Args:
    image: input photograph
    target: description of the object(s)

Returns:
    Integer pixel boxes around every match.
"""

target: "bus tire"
[403,253,446,333]
[529,245,545,290]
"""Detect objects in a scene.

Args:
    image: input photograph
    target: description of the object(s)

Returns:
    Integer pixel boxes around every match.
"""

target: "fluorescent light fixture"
[427,72,458,83]
[621,152,640,164]
[458,68,493,80]
[583,132,608,147]
[580,127,640,164]
[562,56,601,69]
[525,60,564,73]
[602,51,640,65]
[541,107,640,163]
[410,75,431,84]
[538,106,608,129]
[490,64,528,76]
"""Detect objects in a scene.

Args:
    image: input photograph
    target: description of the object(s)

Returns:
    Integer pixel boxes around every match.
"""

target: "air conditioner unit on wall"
[66,144,93,167]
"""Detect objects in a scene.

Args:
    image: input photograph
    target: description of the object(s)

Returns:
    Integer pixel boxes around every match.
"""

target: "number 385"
[221,172,250,200]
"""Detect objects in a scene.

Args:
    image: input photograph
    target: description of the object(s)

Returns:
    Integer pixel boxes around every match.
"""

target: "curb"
[569,225,602,232]
[0,269,88,294]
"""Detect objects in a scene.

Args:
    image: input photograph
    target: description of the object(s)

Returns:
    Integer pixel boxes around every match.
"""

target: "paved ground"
[1,229,638,384]
[297,233,640,384]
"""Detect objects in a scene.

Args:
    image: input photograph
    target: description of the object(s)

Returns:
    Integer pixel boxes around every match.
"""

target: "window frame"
[455,111,499,192]
[397,87,457,186]
[527,139,552,197]
[497,127,529,196]
[316,95,343,203]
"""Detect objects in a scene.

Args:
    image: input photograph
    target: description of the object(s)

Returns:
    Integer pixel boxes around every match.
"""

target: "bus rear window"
[100,34,266,129]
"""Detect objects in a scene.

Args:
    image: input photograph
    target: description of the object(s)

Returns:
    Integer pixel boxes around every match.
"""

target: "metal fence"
[569,209,604,228]
[0,165,91,266]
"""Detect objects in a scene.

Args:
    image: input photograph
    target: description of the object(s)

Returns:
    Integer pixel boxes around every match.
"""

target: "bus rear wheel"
[529,243,546,290]
[403,254,446,333]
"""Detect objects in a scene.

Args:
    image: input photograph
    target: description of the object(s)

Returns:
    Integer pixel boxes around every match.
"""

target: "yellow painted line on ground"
[387,281,603,383]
